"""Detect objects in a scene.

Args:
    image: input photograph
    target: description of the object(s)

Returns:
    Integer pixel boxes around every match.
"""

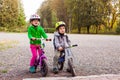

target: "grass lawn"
[0,40,19,51]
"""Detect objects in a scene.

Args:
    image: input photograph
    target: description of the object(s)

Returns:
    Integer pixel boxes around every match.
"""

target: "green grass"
[0,40,19,51]
[0,62,8,73]
[1,70,8,73]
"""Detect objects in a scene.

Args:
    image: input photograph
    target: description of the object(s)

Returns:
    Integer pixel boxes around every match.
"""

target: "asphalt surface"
[0,32,120,80]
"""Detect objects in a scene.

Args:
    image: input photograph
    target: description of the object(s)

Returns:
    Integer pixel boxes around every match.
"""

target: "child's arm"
[54,36,60,49]
[54,36,63,51]
[66,35,71,46]
[28,27,32,39]
[28,27,35,40]
[41,28,48,39]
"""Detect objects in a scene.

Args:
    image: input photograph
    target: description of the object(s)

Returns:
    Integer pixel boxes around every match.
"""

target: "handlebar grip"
[46,39,52,41]
[32,38,52,41]
[72,44,78,47]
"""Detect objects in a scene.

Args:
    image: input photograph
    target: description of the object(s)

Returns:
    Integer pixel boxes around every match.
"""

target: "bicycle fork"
[65,48,75,68]
[39,53,47,66]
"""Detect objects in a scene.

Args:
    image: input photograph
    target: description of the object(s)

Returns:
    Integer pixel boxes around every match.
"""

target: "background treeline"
[0,0,26,32]
[0,0,120,34]
[37,0,120,34]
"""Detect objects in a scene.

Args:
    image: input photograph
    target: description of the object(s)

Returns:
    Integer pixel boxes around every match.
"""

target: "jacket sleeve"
[54,36,61,49]
[28,27,33,39]
[41,27,48,39]
[66,35,71,46]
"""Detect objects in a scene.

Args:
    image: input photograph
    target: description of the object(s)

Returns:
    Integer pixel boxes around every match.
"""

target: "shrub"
[116,23,120,34]
[44,28,55,33]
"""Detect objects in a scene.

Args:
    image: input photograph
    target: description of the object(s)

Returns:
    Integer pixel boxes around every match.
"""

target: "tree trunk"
[78,26,81,34]
[110,12,116,29]
[87,26,90,34]
[96,26,98,34]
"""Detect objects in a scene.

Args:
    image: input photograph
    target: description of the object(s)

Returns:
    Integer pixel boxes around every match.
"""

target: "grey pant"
[53,49,73,69]
[53,50,60,69]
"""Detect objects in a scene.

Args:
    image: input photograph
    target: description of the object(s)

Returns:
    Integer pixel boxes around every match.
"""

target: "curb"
[23,74,120,80]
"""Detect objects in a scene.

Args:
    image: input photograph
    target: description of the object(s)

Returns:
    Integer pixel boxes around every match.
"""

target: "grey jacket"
[53,32,71,50]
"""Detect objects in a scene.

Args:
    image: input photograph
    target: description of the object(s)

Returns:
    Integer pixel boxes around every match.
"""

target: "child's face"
[58,26,65,34]
[31,19,39,26]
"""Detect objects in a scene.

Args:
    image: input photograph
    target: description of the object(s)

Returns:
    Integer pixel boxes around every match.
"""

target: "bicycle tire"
[40,59,48,77]
[68,58,76,77]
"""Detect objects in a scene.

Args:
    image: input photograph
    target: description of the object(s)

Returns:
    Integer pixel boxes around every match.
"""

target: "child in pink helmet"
[28,14,48,73]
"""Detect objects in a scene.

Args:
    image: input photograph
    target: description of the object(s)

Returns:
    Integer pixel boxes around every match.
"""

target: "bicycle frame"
[58,45,77,74]
[59,45,77,63]
[33,38,50,76]
[65,48,73,60]
[39,51,47,66]
[37,39,47,66]
[34,45,47,67]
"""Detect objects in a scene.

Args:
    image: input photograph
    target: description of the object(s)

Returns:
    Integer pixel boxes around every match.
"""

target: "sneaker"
[29,66,36,73]
[34,65,37,70]
[53,68,59,74]
[66,68,71,73]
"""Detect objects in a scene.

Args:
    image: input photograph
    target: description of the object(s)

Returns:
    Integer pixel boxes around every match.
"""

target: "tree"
[17,0,26,27]
[64,0,81,33]
[107,0,119,30]
[116,0,120,33]
[51,0,69,32]
[0,0,26,31]
[37,0,52,28]
[38,0,119,34]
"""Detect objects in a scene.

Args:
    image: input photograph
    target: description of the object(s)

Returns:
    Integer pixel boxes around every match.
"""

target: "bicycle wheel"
[40,59,48,77]
[58,62,64,70]
[68,58,76,77]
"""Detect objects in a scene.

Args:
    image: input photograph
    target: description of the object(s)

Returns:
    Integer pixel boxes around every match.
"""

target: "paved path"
[0,32,120,80]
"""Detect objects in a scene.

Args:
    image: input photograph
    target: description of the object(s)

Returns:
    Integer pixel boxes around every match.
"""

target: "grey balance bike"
[58,44,78,76]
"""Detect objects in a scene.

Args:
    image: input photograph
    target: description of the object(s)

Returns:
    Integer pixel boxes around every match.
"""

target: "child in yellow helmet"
[53,21,71,74]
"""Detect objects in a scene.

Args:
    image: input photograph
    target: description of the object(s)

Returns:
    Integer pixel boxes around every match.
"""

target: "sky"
[21,0,45,21]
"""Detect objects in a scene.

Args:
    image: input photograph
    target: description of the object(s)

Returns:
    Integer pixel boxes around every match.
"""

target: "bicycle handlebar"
[35,38,52,41]
[71,44,78,47]
[65,44,78,48]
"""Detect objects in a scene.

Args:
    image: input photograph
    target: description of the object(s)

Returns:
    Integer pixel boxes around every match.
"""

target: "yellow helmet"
[55,21,66,29]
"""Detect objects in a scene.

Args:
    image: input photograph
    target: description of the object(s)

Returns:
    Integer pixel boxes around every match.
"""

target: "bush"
[116,26,120,34]
[0,26,27,32]
[44,28,55,33]
[116,23,120,34]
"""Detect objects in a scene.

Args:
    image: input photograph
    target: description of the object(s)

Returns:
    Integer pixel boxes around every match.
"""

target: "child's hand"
[58,47,63,51]
[31,37,36,40]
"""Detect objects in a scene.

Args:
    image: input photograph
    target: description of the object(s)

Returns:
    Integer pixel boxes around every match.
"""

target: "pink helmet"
[30,14,40,22]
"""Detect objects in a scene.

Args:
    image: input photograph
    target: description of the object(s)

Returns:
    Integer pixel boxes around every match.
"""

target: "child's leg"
[53,50,60,69]
[30,44,37,66]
